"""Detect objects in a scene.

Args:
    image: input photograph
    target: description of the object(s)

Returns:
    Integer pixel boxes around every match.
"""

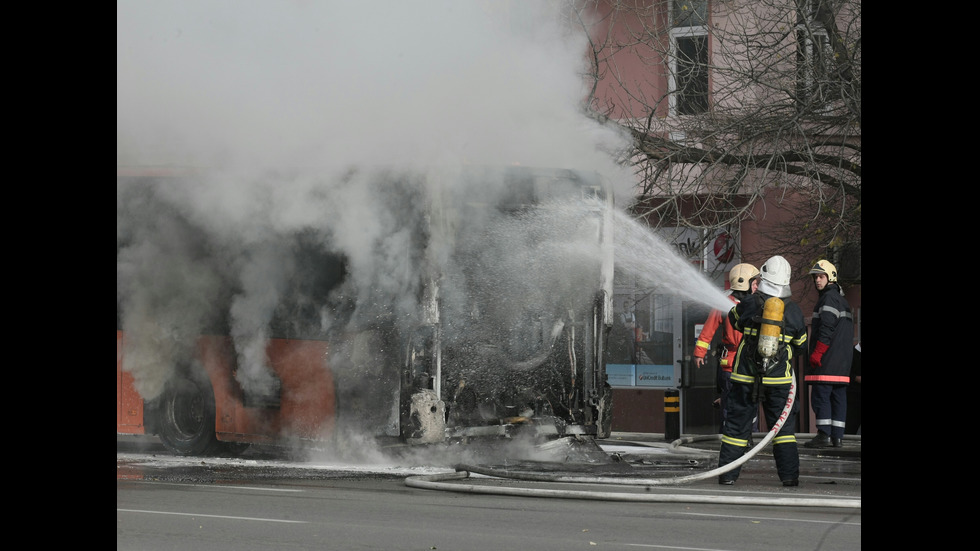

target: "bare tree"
[563,0,861,283]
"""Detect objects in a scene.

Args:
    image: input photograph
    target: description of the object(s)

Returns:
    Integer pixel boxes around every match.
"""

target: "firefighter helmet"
[760,255,791,286]
[808,259,838,283]
[757,255,792,298]
[728,263,760,291]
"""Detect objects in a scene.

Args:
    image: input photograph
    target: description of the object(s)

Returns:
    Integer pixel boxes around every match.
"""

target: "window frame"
[795,0,835,110]
[668,1,710,116]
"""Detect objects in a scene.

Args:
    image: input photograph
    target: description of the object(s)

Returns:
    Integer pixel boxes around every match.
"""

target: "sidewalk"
[605,431,860,459]
[586,431,862,500]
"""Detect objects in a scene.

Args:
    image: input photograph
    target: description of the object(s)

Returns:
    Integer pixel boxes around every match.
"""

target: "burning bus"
[116,164,615,456]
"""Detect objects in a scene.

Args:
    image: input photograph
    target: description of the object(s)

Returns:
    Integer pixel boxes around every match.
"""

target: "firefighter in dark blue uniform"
[803,260,854,448]
[718,255,808,487]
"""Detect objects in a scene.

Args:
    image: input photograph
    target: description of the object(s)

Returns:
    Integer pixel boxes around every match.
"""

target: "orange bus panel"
[198,336,336,446]
[117,330,145,434]
[117,330,336,446]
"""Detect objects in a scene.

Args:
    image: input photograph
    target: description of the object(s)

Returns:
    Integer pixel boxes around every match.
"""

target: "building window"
[670,1,709,116]
[796,0,834,110]
[672,0,708,27]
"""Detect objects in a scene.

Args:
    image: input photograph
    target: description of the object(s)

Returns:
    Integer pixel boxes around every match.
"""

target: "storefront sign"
[636,364,675,388]
[606,364,635,387]
[606,363,675,388]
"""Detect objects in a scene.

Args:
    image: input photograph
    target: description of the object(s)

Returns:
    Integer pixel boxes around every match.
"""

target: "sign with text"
[661,226,739,285]
[606,364,635,387]
[636,364,676,388]
[607,363,676,388]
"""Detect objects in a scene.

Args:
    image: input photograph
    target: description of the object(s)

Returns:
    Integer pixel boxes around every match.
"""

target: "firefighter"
[803,260,854,449]
[693,263,760,434]
[718,255,808,486]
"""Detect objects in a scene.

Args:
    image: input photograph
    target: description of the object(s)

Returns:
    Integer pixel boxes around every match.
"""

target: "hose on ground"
[405,376,859,508]
[460,377,799,487]
[404,470,859,508]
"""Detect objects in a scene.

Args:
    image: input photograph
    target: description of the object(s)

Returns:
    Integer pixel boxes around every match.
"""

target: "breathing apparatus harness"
[750,295,786,404]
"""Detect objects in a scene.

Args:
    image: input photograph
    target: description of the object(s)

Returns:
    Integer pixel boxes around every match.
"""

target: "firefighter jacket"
[727,291,807,386]
[804,283,854,384]
[693,294,742,372]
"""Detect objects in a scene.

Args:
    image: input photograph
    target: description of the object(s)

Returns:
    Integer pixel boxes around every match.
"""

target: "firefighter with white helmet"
[719,255,808,486]
[756,254,793,298]
[803,259,854,449]
[692,263,760,434]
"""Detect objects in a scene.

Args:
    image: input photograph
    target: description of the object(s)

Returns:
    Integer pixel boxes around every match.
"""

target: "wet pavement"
[119,432,861,550]
[593,431,861,500]
[118,431,860,504]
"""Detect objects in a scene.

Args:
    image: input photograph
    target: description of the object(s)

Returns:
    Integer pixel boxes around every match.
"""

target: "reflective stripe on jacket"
[804,283,854,384]
[693,295,741,371]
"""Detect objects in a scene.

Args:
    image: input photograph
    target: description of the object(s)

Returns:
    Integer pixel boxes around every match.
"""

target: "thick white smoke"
[116,0,633,417]
[117,1,630,174]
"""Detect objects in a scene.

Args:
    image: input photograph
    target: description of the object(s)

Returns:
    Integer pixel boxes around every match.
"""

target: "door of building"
[680,300,722,434]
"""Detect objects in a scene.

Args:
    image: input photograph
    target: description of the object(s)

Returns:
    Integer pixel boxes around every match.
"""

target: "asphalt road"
[117,434,860,550]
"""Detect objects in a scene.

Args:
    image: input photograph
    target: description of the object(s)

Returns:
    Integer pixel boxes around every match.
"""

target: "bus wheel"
[157,374,222,456]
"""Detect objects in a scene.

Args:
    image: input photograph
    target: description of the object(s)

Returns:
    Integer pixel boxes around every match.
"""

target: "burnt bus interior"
[117,165,614,454]
[410,166,614,444]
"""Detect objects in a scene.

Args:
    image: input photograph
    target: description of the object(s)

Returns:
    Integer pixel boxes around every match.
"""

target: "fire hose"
[407,376,859,508]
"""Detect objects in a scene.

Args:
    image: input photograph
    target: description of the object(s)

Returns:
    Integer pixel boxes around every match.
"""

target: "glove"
[809,341,829,368]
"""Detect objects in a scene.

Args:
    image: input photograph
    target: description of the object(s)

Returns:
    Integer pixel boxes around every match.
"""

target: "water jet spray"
[609,210,736,315]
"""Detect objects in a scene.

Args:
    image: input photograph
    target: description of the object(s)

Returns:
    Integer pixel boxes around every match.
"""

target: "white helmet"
[760,255,791,286]
[728,263,760,292]
[757,255,792,298]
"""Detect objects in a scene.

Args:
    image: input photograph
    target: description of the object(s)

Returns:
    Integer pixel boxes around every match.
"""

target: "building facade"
[577,0,862,434]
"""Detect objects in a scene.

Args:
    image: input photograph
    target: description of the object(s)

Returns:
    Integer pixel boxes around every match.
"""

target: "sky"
[116,0,636,415]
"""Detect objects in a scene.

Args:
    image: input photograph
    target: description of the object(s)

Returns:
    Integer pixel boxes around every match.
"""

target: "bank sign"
[665,226,738,281]
[606,363,678,388]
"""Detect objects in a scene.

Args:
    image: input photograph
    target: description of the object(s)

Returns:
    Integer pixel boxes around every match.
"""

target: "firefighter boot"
[803,432,832,449]
[831,437,843,448]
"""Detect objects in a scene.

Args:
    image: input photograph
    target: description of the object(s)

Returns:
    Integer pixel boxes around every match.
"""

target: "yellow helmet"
[808,259,838,283]
[728,263,760,291]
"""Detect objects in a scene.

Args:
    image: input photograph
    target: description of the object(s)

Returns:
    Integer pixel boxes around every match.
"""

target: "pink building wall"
[587,2,861,434]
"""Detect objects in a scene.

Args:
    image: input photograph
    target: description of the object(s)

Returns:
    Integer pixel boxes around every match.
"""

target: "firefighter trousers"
[718,381,800,483]
[809,383,847,440]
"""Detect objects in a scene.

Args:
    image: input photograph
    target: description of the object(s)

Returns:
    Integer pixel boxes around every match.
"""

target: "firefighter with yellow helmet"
[719,255,808,486]
[803,259,854,449]
[692,263,759,434]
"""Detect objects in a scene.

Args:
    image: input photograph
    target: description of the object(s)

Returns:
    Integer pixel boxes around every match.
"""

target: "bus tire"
[157,373,223,456]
